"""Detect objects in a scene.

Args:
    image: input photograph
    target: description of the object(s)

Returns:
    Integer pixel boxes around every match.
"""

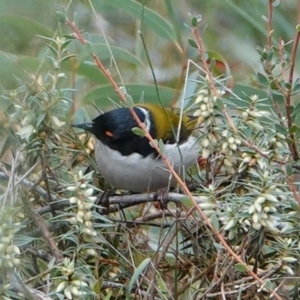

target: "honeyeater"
[73,103,199,192]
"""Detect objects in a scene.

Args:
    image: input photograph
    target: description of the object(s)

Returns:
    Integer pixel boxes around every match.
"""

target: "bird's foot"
[153,188,169,210]
[95,190,113,214]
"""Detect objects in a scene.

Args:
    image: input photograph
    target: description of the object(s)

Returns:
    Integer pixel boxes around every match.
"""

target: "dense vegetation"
[0,1,300,299]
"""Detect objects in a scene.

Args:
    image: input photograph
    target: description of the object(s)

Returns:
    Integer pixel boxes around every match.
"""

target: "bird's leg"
[153,188,170,210]
[95,190,113,214]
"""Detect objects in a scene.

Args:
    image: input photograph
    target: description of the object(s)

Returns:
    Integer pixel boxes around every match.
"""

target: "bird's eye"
[105,130,114,138]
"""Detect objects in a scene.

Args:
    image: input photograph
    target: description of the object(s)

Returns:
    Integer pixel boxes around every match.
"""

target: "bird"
[73,103,200,192]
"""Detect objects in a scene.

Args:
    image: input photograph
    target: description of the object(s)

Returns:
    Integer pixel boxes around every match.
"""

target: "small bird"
[73,103,199,192]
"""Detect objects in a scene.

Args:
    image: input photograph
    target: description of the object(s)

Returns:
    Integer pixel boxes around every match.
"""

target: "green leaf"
[83,84,176,109]
[55,11,67,23]
[275,124,287,136]
[229,84,269,109]
[292,77,300,95]
[286,163,293,176]
[235,263,248,273]
[264,280,274,290]
[271,93,285,105]
[215,98,224,110]
[213,242,224,250]
[191,16,198,27]
[188,39,198,49]
[210,213,219,231]
[158,139,165,154]
[132,127,145,137]
[126,258,151,299]
[289,124,298,134]
[257,72,268,87]
[103,0,177,42]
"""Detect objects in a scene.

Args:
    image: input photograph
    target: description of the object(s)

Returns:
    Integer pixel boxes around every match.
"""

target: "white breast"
[94,136,199,192]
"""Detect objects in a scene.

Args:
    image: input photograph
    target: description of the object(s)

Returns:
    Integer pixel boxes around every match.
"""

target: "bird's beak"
[72,122,94,133]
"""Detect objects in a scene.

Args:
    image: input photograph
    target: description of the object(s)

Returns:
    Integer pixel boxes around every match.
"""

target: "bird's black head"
[73,107,156,157]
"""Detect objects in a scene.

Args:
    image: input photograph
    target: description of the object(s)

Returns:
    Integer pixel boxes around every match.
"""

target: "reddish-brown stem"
[265,3,300,161]
[285,26,300,160]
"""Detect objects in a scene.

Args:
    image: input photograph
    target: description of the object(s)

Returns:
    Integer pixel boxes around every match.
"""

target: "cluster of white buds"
[0,222,21,268]
[268,133,287,160]
[248,187,279,231]
[193,89,217,124]
[15,115,35,141]
[198,187,217,221]
[238,152,267,173]
[220,130,242,174]
[67,171,97,240]
[200,132,220,159]
[56,258,89,299]
[220,206,241,240]
[241,95,269,131]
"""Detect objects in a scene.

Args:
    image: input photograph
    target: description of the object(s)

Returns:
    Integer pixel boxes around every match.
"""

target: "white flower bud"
[196,95,204,103]
[85,221,92,228]
[69,197,78,204]
[242,111,249,119]
[83,188,94,197]
[249,111,263,118]
[222,142,228,151]
[255,196,266,204]
[229,143,237,151]
[83,248,97,256]
[6,245,20,255]
[70,286,81,296]
[56,281,67,293]
[12,258,20,266]
[248,204,255,215]
[281,265,294,275]
[244,219,251,227]
[224,159,232,167]
[275,142,284,148]
[199,203,216,210]
[252,222,262,230]
[263,194,278,203]
[64,287,72,299]
[254,202,262,213]
[276,133,286,140]
[252,213,259,224]
[202,148,211,159]
[224,219,236,231]
[282,257,297,263]
[80,183,87,189]
[67,186,77,191]
[201,111,210,118]
[84,202,94,210]
[203,96,209,103]
[72,280,88,287]
[201,138,210,148]
[193,110,202,117]
[69,217,78,225]
[228,137,235,144]
[200,104,207,111]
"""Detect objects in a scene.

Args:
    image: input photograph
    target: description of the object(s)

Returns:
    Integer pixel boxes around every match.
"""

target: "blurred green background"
[0,0,298,112]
